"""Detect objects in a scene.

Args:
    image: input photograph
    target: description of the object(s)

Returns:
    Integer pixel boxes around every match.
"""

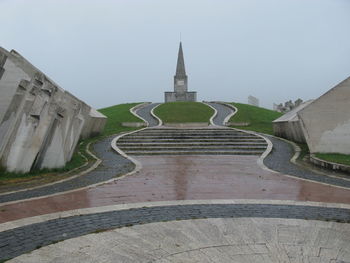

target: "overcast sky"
[1,0,350,109]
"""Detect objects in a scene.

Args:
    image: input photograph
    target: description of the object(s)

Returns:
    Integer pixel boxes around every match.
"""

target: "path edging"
[310,154,350,174]
[150,103,163,126]
[0,140,101,197]
[202,101,218,126]
[214,101,237,125]
[130,102,151,125]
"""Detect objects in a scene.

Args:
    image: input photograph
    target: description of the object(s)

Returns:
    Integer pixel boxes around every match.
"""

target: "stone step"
[118,138,266,143]
[124,150,265,155]
[137,130,246,134]
[143,128,235,132]
[117,142,267,147]
[118,145,267,151]
[117,127,266,156]
[123,135,260,140]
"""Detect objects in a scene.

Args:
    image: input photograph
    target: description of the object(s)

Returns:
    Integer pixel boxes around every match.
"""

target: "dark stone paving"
[264,135,350,188]
[135,103,160,127]
[1,203,349,260]
[0,136,134,204]
[206,102,234,126]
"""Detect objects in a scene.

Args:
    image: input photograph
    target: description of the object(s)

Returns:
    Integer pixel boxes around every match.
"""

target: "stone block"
[121,122,146,128]
[0,47,107,172]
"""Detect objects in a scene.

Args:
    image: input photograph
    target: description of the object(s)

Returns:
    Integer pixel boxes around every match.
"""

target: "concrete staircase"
[117,128,267,155]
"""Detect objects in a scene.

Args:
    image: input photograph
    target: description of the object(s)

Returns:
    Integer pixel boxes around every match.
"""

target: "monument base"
[164,91,197,102]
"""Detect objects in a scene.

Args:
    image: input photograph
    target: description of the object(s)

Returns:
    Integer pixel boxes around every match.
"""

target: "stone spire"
[164,41,196,102]
[175,42,186,78]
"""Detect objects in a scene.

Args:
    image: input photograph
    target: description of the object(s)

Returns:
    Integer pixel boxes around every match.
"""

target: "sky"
[1,0,350,109]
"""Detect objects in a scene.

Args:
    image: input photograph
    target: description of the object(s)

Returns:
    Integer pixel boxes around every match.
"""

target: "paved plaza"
[1,102,350,262]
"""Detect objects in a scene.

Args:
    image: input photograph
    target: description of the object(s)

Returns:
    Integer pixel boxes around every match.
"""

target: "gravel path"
[135,103,160,127]
[206,102,234,126]
[0,136,134,204]
[264,135,350,188]
[1,203,350,261]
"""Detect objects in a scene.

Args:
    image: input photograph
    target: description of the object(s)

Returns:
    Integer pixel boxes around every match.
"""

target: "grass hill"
[98,103,143,136]
[154,102,214,123]
[229,102,282,135]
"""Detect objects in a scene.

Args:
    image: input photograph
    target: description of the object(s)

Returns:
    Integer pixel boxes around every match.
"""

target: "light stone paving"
[8,217,350,262]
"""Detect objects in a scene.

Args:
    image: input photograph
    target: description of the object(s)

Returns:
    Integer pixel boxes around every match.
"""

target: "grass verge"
[154,102,214,123]
[229,102,282,135]
[0,103,143,185]
[315,153,350,166]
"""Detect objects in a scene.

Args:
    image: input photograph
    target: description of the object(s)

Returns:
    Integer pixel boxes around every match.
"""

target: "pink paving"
[1,155,350,223]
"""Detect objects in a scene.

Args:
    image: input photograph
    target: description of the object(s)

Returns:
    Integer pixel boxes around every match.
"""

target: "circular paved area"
[2,201,350,261]
[10,217,350,263]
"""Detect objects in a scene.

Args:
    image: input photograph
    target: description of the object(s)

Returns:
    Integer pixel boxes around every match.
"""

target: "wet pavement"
[1,155,350,223]
[2,102,350,261]
[0,136,135,203]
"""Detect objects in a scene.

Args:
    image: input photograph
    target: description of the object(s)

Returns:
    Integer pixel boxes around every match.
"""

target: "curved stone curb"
[110,130,144,175]
[310,154,350,174]
[0,141,92,196]
[1,200,350,261]
[130,102,151,125]
[262,135,350,189]
[202,101,218,126]
[150,103,163,126]
[0,141,102,201]
[216,101,237,125]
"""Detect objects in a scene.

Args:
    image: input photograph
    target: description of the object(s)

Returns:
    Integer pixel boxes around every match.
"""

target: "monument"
[0,47,107,173]
[164,42,197,102]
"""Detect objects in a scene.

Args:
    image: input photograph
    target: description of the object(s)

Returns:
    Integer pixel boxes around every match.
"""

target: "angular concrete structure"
[273,100,313,143]
[164,42,197,102]
[0,47,107,173]
[298,77,350,154]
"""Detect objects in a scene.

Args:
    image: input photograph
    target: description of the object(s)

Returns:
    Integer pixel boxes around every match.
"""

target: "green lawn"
[229,102,282,135]
[315,153,350,166]
[154,102,214,123]
[0,103,143,184]
[98,102,142,136]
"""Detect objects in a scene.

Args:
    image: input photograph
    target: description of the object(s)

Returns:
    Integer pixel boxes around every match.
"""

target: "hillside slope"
[229,102,282,135]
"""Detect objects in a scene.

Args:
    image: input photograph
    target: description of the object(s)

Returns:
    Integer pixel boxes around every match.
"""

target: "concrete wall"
[298,77,350,154]
[273,121,306,143]
[0,47,106,172]
[272,100,313,143]
[164,91,197,102]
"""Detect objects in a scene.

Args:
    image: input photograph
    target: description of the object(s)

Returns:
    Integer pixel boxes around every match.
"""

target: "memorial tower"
[164,42,197,102]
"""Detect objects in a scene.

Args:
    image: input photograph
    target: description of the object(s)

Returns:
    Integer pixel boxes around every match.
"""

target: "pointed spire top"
[175,42,186,77]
